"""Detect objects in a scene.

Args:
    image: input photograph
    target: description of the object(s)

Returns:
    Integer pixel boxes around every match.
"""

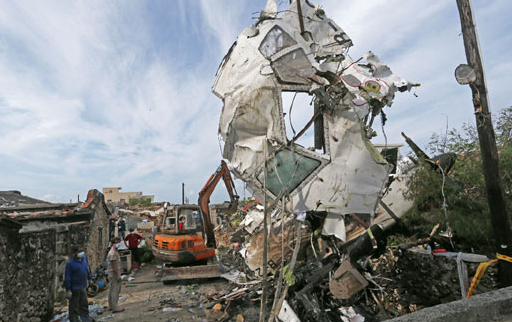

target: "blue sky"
[0,0,510,204]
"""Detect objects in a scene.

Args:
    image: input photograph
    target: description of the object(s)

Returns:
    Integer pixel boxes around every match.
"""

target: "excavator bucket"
[159,263,221,281]
[214,200,239,215]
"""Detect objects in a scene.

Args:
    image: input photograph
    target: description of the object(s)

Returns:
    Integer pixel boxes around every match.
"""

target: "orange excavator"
[152,160,239,280]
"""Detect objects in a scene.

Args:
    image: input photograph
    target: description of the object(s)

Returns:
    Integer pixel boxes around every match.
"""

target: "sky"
[0,0,510,204]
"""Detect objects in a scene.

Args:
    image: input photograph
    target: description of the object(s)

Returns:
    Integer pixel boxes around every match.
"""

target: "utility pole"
[182,183,185,205]
[456,0,512,286]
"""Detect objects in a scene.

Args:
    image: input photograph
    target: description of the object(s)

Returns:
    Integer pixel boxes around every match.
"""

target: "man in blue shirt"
[65,246,93,322]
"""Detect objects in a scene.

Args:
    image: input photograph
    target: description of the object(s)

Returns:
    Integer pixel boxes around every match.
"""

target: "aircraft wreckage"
[213,0,417,242]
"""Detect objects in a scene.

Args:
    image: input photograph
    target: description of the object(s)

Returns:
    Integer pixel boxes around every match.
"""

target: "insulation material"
[213,0,414,238]
[322,213,346,241]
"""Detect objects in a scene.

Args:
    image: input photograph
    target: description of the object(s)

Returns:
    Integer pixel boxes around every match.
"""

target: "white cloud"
[0,0,510,203]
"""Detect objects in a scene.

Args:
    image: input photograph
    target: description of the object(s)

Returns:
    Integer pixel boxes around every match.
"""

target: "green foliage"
[140,198,152,206]
[230,218,242,228]
[129,197,152,207]
[139,242,154,263]
[283,264,295,286]
[403,107,512,253]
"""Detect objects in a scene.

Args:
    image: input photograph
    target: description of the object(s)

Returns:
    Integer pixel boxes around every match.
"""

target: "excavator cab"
[161,205,202,235]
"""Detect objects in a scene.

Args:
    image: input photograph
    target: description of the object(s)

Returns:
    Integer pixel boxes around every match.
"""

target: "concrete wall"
[385,286,512,322]
[103,187,140,204]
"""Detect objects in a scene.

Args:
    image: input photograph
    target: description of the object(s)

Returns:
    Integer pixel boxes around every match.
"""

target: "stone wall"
[80,189,110,275]
[0,189,111,322]
[17,230,57,322]
[53,222,90,302]
[0,218,56,322]
[0,218,23,322]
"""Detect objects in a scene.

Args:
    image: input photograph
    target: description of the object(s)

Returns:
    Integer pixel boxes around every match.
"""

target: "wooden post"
[268,195,287,322]
[260,139,270,322]
[456,0,512,286]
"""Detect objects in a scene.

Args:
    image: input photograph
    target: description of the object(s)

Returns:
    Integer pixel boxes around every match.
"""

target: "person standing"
[65,246,93,322]
[117,217,126,239]
[109,216,116,240]
[178,217,184,231]
[107,237,125,313]
[124,228,143,265]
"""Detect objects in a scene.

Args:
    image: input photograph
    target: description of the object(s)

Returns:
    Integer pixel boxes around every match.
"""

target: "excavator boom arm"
[198,160,239,248]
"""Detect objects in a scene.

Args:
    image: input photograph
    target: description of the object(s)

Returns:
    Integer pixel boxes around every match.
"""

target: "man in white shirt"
[107,237,125,312]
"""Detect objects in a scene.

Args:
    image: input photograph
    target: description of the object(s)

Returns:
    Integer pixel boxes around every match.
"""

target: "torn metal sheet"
[213,0,414,233]
[339,307,365,322]
[278,300,301,322]
[244,219,309,275]
[341,156,416,243]
[329,259,369,300]
[374,157,416,230]
[240,208,264,234]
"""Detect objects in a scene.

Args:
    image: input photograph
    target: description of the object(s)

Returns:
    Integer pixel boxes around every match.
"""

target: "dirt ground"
[88,263,231,322]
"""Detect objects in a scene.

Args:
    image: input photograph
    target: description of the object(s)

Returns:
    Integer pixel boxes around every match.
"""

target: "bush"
[139,242,154,263]
[129,197,152,207]
[402,107,512,254]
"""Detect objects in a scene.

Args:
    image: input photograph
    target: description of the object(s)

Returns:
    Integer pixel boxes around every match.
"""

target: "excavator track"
[159,263,221,281]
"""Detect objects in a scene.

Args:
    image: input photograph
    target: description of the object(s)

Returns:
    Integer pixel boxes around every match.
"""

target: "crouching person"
[65,246,93,322]
[108,237,125,312]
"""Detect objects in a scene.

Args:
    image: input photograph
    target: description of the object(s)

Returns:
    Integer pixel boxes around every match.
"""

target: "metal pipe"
[296,0,305,34]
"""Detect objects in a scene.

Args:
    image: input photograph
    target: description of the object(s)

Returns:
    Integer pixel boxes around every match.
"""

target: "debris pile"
[357,247,498,320]
[205,1,501,321]
[212,226,499,321]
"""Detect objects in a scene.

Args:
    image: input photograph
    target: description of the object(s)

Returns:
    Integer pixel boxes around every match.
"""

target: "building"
[0,189,110,321]
[102,187,155,204]
[0,190,50,207]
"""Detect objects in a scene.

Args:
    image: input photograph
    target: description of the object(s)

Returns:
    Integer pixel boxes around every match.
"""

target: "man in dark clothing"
[124,228,143,264]
[109,216,116,239]
[65,246,93,322]
[118,217,126,239]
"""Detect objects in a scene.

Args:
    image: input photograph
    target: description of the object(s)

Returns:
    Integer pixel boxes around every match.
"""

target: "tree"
[403,107,512,254]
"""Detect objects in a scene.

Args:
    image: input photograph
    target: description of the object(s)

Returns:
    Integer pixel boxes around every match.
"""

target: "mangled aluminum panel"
[213,0,414,232]
[243,218,310,275]
[240,208,264,234]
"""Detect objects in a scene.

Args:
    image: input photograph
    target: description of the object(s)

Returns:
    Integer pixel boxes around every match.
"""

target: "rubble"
[204,1,503,322]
